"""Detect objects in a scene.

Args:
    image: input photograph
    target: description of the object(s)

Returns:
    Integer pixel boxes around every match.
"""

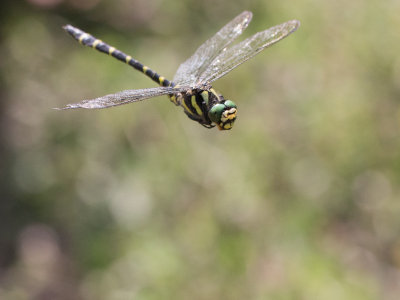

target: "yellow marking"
[221,112,227,122]
[210,88,221,101]
[92,39,101,48]
[191,95,203,116]
[180,97,193,115]
[78,33,89,44]
[227,108,237,120]
[125,55,132,63]
[143,66,149,73]
[108,46,116,55]
[201,91,209,104]
[182,102,192,114]
[221,108,237,122]
[228,108,236,114]
[224,123,233,130]
[169,95,178,105]
[159,76,165,85]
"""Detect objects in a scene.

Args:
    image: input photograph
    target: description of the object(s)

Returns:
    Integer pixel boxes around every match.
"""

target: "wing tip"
[242,11,253,17]
[52,105,78,110]
[288,20,301,32]
[241,11,253,23]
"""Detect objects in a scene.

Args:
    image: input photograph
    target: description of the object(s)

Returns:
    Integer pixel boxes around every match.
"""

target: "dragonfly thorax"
[171,87,237,130]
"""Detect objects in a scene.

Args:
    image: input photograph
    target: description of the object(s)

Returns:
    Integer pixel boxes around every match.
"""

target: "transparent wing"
[172,11,253,86]
[55,86,188,109]
[197,20,300,84]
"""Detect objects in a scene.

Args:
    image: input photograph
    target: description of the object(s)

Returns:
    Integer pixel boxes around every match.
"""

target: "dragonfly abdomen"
[63,25,172,87]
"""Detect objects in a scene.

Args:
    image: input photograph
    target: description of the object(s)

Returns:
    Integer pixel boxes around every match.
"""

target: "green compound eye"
[224,100,237,109]
[208,103,225,123]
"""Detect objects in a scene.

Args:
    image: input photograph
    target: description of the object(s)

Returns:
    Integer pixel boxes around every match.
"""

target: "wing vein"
[172,11,253,86]
[55,86,189,109]
[198,20,300,84]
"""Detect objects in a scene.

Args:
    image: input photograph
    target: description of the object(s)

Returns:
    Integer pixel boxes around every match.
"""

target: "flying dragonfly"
[57,11,300,130]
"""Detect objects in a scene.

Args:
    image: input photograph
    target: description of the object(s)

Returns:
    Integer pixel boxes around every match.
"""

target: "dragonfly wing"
[172,11,253,86]
[55,86,188,109]
[198,20,300,84]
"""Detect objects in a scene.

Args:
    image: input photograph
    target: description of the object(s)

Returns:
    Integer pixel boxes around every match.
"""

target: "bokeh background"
[1,0,400,299]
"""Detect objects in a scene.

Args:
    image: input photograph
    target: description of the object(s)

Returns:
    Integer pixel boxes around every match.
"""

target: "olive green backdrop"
[1,0,400,299]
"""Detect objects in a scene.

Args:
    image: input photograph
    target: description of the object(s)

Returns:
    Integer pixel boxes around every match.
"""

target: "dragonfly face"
[208,100,237,130]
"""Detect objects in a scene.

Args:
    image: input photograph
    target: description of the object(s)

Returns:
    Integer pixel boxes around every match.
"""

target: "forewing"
[55,86,188,109]
[172,11,253,86]
[198,20,300,84]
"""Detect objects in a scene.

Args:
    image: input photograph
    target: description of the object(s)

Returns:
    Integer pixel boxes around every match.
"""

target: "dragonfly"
[57,11,300,130]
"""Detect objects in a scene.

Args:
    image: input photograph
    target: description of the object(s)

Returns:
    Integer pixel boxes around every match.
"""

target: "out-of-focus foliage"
[1,0,400,299]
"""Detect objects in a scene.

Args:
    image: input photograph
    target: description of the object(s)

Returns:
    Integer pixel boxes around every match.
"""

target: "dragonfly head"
[208,100,237,130]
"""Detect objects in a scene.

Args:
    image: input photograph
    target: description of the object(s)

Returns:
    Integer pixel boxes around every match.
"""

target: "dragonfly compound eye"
[208,101,237,130]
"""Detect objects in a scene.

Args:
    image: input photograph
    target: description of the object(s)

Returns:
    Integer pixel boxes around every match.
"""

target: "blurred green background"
[1,0,400,299]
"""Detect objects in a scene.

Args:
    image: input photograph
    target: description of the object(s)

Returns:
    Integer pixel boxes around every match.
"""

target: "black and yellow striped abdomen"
[63,25,172,87]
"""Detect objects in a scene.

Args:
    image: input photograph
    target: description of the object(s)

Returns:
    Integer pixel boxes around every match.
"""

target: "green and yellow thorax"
[169,87,237,130]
